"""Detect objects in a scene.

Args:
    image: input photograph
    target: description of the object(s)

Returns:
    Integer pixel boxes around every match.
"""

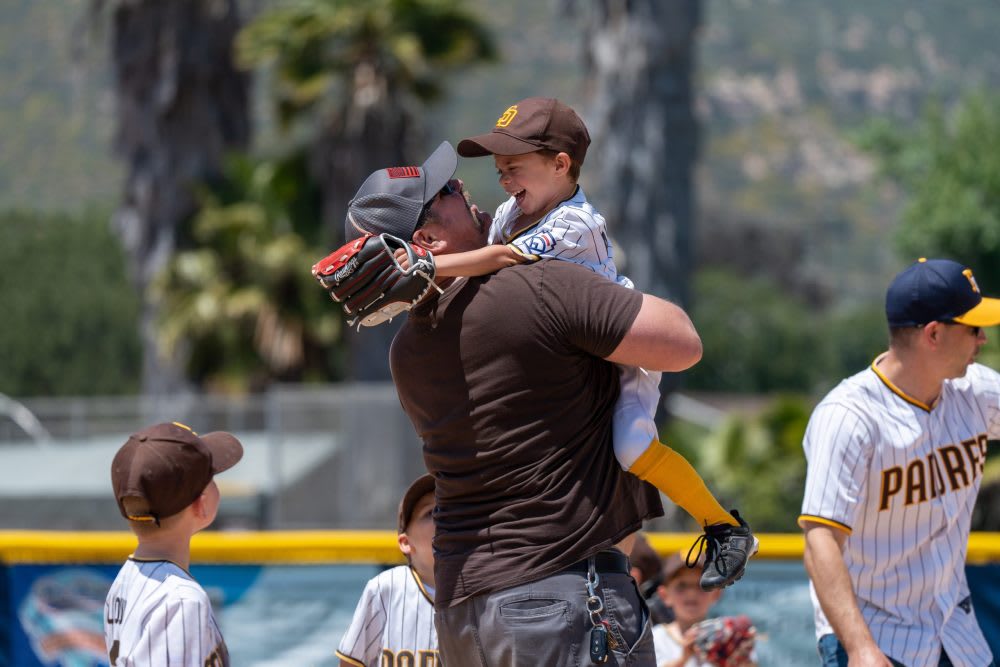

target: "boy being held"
[422,96,755,588]
[104,421,244,667]
[336,474,439,667]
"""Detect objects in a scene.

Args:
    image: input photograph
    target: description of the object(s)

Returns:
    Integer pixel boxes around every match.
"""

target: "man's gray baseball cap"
[345,141,458,241]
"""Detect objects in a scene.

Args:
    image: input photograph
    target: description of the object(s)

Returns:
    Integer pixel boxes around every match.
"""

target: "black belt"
[564,550,631,575]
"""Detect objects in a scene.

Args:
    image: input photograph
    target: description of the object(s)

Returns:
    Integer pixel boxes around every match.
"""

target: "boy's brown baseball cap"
[111,422,244,524]
[457,97,591,164]
[397,473,435,533]
[662,551,704,585]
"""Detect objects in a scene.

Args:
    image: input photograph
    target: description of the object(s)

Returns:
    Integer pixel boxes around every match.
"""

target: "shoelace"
[686,531,729,575]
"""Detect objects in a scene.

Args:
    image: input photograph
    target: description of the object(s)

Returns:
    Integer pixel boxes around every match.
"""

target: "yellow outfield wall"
[2,530,1000,564]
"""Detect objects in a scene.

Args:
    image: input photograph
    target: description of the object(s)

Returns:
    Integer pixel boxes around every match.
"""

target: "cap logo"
[496,105,518,128]
[963,268,980,294]
[386,166,420,179]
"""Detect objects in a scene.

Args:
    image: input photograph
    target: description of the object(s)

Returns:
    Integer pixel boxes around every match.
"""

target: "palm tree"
[154,154,340,393]
[93,0,251,394]
[567,0,701,308]
[237,0,495,378]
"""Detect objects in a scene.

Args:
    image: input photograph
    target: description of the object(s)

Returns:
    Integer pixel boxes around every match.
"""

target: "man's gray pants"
[434,560,654,666]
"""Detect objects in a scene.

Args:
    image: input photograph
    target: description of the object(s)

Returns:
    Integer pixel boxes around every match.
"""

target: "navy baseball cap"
[345,141,458,241]
[885,258,1000,328]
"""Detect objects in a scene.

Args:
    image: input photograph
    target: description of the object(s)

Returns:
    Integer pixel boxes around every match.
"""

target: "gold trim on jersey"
[410,567,434,605]
[506,242,538,261]
[797,515,852,535]
[870,354,933,412]
[334,650,365,667]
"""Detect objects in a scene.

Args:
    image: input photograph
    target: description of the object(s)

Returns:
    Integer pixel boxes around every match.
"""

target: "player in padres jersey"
[800,259,1000,667]
[104,422,244,667]
[337,474,439,667]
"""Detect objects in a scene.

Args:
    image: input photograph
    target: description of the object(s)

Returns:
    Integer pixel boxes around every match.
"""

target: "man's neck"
[877,350,945,407]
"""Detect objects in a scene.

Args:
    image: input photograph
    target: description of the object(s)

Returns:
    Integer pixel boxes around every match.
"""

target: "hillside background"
[6,0,1000,300]
[3,0,1000,534]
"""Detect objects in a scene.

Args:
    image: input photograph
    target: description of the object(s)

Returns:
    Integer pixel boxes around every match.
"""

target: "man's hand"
[848,644,895,667]
[312,233,440,327]
[802,523,893,667]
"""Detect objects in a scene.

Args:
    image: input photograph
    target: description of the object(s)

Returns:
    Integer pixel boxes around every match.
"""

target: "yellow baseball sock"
[628,438,738,527]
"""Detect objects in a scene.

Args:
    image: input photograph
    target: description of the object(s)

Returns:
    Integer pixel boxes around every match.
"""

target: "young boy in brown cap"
[103,421,243,667]
[653,552,757,667]
[336,473,438,666]
[419,96,756,589]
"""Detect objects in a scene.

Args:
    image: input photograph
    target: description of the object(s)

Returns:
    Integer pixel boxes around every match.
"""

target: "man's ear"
[922,321,944,348]
[398,532,413,557]
[412,228,446,254]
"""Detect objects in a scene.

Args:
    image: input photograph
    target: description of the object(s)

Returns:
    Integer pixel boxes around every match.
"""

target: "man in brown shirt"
[338,141,707,666]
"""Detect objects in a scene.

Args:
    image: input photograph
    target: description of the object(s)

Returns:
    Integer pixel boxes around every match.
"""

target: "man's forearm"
[803,526,883,658]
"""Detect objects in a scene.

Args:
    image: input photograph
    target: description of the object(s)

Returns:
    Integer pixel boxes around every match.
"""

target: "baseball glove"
[689,615,756,667]
[311,233,440,328]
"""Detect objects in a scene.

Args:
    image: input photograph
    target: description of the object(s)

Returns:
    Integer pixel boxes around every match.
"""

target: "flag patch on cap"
[386,166,420,179]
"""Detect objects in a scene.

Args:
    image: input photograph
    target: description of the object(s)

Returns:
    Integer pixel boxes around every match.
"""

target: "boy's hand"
[690,615,757,667]
[394,247,412,271]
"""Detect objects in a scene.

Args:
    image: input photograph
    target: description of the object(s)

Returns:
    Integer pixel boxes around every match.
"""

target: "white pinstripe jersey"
[336,565,439,667]
[799,356,1000,667]
[489,186,664,469]
[104,557,228,666]
[488,187,633,288]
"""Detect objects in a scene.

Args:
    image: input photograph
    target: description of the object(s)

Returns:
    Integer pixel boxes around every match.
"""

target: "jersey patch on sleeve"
[518,232,556,256]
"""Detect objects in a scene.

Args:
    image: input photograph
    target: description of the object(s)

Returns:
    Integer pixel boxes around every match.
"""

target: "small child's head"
[657,552,722,627]
[111,422,244,537]
[397,474,436,585]
[458,97,589,220]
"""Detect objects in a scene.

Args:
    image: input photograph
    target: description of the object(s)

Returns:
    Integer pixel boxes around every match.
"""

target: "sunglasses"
[414,182,458,231]
[939,320,982,337]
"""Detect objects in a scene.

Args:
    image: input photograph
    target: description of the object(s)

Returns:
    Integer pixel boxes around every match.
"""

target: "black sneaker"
[687,509,758,591]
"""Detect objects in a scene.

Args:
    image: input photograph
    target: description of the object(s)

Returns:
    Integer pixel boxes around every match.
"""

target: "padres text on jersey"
[799,360,999,667]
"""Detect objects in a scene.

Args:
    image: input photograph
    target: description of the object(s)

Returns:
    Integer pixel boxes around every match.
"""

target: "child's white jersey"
[799,359,999,667]
[336,565,439,667]
[490,186,659,467]
[489,187,633,288]
[104,557,228,666]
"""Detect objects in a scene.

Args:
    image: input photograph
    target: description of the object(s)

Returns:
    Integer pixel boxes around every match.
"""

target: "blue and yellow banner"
[1,532,998,666]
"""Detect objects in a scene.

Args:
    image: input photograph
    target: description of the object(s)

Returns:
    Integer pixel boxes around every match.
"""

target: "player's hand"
[847,644,894,667]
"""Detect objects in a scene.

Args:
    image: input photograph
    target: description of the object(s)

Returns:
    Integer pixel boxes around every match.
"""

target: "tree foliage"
[685,269,887,393]
[667,396,811,532]
[236,0,496,380]
[154,154,340,393]
[0,209,140,397]
[91,0,252,393]
[859,92,1000,292]
[236,0,497,238]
